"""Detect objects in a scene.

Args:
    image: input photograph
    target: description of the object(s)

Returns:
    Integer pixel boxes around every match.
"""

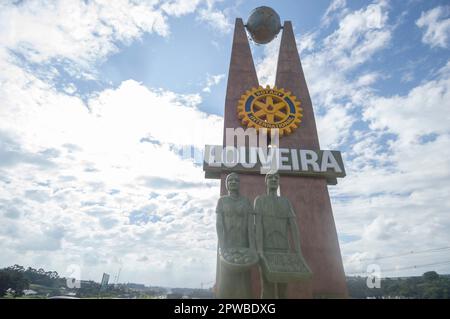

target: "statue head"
[265,172,280,192]
[226,172,240,194]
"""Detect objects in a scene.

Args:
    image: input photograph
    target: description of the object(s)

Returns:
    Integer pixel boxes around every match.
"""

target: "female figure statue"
[215,173,256,298]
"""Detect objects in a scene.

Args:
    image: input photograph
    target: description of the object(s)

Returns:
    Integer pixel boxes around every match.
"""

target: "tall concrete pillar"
[217,18,265,298]
[275,21,347,298]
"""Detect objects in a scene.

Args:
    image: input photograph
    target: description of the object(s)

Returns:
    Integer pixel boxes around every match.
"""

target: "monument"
[204,6,348,298]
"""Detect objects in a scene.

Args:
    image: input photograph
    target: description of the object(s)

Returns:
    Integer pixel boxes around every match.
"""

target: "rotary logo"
[237,86,302,136]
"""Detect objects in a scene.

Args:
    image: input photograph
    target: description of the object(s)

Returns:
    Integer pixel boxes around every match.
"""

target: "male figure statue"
[215,173,255,298]
[254,172,307,299]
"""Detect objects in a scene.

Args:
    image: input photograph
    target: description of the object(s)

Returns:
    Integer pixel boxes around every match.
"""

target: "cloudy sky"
[0,0,449,288]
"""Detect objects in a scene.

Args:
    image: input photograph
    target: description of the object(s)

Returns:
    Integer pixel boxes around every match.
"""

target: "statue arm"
[254,197,263,255]
[288,201,302,254]
[216,198,225,252]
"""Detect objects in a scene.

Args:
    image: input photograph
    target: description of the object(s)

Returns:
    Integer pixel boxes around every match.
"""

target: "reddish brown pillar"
[217,18,265,298]
[275,21,348,298]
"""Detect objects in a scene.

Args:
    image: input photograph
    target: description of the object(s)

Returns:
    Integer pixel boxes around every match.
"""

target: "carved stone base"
[261,252,312,283]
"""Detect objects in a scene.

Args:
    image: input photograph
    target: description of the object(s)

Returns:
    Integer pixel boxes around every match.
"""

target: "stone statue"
[215,173,258,299]
[254,173,311,299]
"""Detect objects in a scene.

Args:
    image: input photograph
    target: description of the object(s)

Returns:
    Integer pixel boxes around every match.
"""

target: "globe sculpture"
[246,6,282,44]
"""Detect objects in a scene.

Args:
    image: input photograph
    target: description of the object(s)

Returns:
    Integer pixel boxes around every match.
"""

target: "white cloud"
[197,5,232,34]
[0,0,236,288]
[322,1,391,70]
[416,5,450,49]
[0,66,223,186]
[161,0,202,17]
[364,61,450,143]
[254,36,280,87]
[401,71,414,83]
[316,106,355,149]
[297,32,317,55]
[321,0,348,27]
[89,80,222,148]
[0,0,225,285]
[161,0,232,34]
[0,0,230,76]
[202,73,225,93]
[0,0,169,68]
[334,61,450,276]
[0,72,222,286]
[356,72,381,86]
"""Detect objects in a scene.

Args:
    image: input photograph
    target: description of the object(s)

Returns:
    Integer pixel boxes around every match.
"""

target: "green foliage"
[347,272,450,299]
[423,271,439,282]
[0,265,30,297]
[22,266,60,287]
[0,264,63,297]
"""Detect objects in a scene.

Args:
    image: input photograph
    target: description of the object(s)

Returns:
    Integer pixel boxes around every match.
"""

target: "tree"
[0,270,11,297]
[0,269,29,297]
[423,271,439,282]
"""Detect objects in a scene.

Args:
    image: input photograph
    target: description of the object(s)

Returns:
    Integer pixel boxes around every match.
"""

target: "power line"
[347,260,450,276]
[345,246,450,263]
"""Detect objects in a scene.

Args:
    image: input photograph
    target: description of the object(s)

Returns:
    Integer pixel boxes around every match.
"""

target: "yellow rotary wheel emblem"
[237,85,303,136]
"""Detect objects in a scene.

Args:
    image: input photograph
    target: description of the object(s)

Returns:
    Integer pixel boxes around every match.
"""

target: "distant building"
[100,273,110,291]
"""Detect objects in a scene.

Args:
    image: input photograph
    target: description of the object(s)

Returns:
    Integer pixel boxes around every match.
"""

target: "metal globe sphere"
[246,6,282,44]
